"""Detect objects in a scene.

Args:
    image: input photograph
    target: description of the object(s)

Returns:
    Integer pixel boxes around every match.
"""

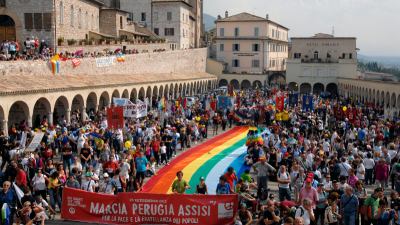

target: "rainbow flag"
[1,203,10,225]
[116,53,125,62]
[142,126,250,194]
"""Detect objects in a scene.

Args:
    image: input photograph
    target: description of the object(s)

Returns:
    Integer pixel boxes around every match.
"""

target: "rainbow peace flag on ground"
[142,126,250,194]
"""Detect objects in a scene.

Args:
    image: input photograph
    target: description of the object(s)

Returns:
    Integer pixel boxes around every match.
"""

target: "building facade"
[120,0,203,49]
[286,33,358,96]
[215,12,289,89]
[0,0,153,50]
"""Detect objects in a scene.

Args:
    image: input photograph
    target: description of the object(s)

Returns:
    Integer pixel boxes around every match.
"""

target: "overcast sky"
[204,0,399,57]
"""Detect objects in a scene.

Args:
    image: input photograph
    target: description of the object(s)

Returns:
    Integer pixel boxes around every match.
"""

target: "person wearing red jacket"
[103,155,119,177]
[375,158,389,190]
[15,164,28,188]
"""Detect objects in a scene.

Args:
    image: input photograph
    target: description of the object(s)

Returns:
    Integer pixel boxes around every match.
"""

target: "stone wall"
[57,42,172,53]
[0,48,207,77]
[99,9,117,37]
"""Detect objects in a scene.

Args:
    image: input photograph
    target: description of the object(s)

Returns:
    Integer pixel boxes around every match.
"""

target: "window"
[314,51,319,60]
[182,29,185,37]
[154,12,158,21]
[232,44,240,51]
[232,59,240,67]
[0,0,5,7]
[272,29,275,38]
[234,27,239,37]
[294,53,301,59]
[252,44,259,52]
[342,53,346,59]
[70,5,74,27]
[78,8,82,28]
[43,13,52,31]
[252,60,260,68]
[154,28,159,35]
[85,12,88,29]
[59,1,64,25]
[167,12,172,21]
[219,44,224,51]
[349,53,353,59]
[219,28,224,37]
[120,16,123,29]
[254,27,259,37]
[34,13,43,30]
[24,13,33,30]
[91,14,94,30]
[141,12,146,21]
[165,28,174,36]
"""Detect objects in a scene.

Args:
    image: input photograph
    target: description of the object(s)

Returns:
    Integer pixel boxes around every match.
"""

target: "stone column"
[65,109,71,125]
[47,112,53,126]
[27,115,32,128]
[2,120,8,136]
[81,107,87,122]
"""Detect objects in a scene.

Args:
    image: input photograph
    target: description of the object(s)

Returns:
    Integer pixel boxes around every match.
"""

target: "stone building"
[119,0,203,49]
[215,12,289,89]
[286,33,358,96]
[0,0,154,49]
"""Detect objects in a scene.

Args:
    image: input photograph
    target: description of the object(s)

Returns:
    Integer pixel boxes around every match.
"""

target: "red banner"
[107,106,124,129]
[276,95,285,112]
[61,188,238,225]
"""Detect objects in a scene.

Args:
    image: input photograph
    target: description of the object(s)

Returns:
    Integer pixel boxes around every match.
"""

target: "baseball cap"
[103,173,109,178]
[200,177,205,180]
[305,178,313,183]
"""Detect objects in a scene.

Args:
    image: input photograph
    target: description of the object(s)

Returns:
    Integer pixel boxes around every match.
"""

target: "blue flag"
[302,95,314,111]
[289,93,299,107]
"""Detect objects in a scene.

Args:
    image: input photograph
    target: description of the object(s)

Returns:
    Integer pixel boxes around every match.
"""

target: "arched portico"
[86,92,97,112]
[54,96,69,125]
[288,82,298,92]
[99,91,110,110]
[300,83,311,94]
[32,97,51,128]
[8,101,30,129]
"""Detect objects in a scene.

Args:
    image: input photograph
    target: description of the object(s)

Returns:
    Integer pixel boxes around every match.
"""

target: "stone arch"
[178,84,182,97]
[153,86,158,100]
[300,83,312,94]
[164,85,169,98]
[326,83,338,97]
[397,94,400,109]
[313,83,324,95]
[385,92,390,107]
[380,91,385,106]
[241,80,251,89]
[269,73,286,85]
[219,79,228,87]
[159,85,164,99]
[169,83,173,99]
[230,79,240,90]
[71,94,84,120]
[32,98,51,128]
[53,96,69,125]
[288,82,298,92]
[174,83,178,98]
[376,91,380,105]
[0,105,4,133]
[372,89,376,104]
[138,87,145,101]
[145,86,152,100]
[121,89,129,99]
[183,83,187,96]
[112,89,120,100]
[391,93,396,108]
[207,80,212,90]
[8,101,30,129]
[0,9,23,42]
[131,88,137,102]
[86,92,97,112]
[253,80,262,89]
[99,91,110,110]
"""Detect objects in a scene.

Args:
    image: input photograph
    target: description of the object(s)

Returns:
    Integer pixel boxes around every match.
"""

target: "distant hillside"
[358,55,400,69]
[204,13,216,31]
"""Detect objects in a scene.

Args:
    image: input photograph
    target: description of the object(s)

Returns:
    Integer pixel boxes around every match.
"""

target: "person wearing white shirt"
[295,198,315,225]
[363,153,375,185]
[338,158,352,178]
[81,174,98,192]
[355,159,365,182]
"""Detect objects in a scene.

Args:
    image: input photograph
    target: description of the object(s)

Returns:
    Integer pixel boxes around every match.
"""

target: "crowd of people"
[0,38,167,61]
[0,86,399,225]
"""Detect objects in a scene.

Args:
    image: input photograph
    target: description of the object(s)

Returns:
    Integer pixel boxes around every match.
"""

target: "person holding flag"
[0,181,18,225]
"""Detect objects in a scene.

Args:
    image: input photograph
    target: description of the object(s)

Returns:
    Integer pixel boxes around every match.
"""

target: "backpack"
[290,206,304,218]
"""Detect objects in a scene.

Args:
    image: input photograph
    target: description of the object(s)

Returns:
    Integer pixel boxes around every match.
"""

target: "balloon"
[343,106,347,112]
[125,141,132,149]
